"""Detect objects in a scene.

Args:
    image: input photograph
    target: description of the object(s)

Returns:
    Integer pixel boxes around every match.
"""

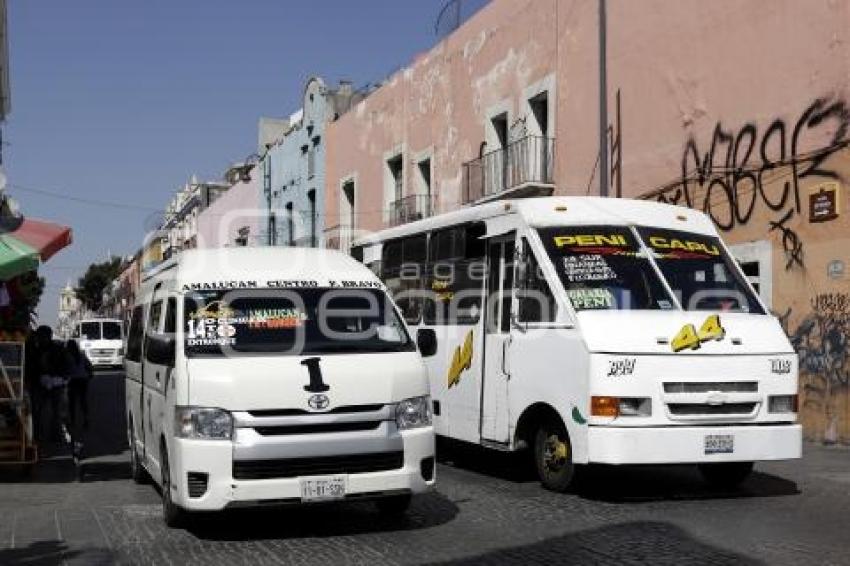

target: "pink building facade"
[325,0,850,442]
[196,173,260,249]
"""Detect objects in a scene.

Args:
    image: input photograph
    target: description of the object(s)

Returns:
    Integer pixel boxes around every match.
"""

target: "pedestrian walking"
[65,339,92,462]
[36,328,70,445]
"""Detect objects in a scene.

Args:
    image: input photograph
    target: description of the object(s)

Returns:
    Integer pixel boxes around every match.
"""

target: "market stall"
[0,196,72,471]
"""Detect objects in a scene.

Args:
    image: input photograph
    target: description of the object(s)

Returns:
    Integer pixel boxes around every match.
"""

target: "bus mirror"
[416,328,438,357]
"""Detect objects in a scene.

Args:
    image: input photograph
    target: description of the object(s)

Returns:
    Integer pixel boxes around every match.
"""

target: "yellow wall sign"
[447,330,474,388]
[670,314,726,352]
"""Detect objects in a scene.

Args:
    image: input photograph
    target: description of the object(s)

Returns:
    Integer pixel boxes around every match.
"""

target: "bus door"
[480,233,515,444]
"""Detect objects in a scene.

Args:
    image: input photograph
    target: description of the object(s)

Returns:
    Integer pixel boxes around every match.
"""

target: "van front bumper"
[170,426,435,511]
[587,423,801,465]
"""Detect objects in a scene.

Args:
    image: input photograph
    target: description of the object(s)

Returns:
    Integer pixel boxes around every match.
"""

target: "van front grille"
[247,404,385,417]
[253,421,382,436]
[663,382,757,394]
[667,403,757,416]
[233,451,404,480]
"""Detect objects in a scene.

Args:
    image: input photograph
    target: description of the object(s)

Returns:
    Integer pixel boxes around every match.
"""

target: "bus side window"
[424,222,486,326]
[517,238,557,323]
[382,236,426,324]
[126,306,144,363]
[164,297,177,336]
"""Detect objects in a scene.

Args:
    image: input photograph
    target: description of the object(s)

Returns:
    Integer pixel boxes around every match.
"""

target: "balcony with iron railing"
[323,224,353,252]
[462,135,555,204]
[388,194,436,227]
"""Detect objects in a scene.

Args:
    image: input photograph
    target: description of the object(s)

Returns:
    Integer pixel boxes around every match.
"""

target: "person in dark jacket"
[65,339,93,432]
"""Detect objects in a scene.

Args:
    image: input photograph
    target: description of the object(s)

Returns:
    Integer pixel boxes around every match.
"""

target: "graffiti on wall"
[780,292,850,441]
[652,96,850,270]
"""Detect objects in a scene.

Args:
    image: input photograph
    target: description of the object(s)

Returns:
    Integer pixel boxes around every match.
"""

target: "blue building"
[259,77,364,247]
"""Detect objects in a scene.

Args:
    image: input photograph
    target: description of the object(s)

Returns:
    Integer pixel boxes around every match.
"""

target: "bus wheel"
[698,462,754,488]
[128,422,146,484]
[534,420,575,492]
[160,444,187,528]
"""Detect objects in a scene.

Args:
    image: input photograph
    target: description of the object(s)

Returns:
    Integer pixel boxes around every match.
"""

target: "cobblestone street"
[0,371,847,565]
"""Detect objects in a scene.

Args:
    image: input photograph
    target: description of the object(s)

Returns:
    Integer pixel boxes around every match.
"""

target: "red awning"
[9,218,73,261]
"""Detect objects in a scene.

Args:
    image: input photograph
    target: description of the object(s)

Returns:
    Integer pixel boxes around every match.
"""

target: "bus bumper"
[586,423,802,464]
[170,427,435,511]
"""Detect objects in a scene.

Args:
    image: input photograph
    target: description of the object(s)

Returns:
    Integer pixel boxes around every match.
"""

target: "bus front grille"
[232,451,404,480]
[667,403,757,416]
[663,382,758,394]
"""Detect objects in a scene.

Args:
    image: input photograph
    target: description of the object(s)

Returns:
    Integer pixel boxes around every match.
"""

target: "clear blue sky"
[6,0,452,325]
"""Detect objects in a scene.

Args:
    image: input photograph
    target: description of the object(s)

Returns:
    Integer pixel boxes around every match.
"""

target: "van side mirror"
[416,328,438,357]
[146,335,176,367]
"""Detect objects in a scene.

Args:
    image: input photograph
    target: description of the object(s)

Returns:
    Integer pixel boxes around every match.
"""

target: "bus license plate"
[300,476,347,502]
[704,434,734,454]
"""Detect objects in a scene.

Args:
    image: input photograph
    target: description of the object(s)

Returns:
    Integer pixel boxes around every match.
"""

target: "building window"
[387,154,404,203]
[342,179,356,230]
[269,213,277,246]
[529,91,549,137]
[308,189,317,248]
[286,202,294,246]
[417,157,432,199]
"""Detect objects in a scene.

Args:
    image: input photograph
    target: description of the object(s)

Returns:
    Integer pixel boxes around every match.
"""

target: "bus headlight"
[591,396,652,417]
[174,407,233,440]
[768,395,798,413]
[395,396,432,430]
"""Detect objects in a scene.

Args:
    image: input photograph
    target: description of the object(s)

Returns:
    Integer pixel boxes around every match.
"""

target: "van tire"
[534,419,575,493]
[128,420,146,484]
[375,494,412,516]
[698,462,754,488]
[160,443,188,528]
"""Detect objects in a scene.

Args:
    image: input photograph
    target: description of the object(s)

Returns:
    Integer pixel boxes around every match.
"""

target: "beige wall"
[324,0,850,442]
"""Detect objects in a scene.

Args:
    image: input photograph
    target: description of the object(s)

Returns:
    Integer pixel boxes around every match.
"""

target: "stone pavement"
[0,371,848,565]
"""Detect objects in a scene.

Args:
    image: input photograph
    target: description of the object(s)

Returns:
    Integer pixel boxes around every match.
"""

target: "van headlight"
[395,396,432,430]
[174,407,233,440]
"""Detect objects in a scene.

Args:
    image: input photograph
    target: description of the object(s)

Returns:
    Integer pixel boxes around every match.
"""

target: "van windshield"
[183,288,415,357]
[102,322,122,340]
[538,226,676,311]
[79,322,101,340]
[636,227,764,314]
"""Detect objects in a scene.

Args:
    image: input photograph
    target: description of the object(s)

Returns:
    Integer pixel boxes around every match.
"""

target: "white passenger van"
[124,247,435,527]
[73,318,124,368]
[353,196,801,492]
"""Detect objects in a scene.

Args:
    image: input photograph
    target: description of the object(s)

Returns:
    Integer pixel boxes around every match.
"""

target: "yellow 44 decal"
[671,315,726,352]
[447,330,474,388]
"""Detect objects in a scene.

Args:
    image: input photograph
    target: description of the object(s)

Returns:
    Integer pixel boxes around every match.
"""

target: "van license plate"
[704,434,734,454]
[300,476,347,502]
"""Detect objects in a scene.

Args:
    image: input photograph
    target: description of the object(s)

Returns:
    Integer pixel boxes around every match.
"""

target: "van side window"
[148,301,163,334]
[518,238,557,323]
[424,222,486,325]
[164,298,177,336]
[126,306,144,363]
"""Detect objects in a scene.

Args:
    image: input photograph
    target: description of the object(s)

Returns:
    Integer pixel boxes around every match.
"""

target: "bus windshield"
[636,227,764,314]
[538,226,676,311]
[183,288,415,357]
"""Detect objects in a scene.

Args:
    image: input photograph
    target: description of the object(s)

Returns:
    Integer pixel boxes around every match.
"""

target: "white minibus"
[124,247,435,526]
[74,318,124,368]
[353,196,801,492]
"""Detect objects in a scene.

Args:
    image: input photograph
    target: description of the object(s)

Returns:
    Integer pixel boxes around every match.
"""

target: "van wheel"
[128,422,146,484]
[534,419,575,493]
[698,462,754,488]
[375,494,412,516]
[160,444,188,528]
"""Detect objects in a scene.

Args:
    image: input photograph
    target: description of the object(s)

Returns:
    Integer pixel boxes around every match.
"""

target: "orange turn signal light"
[591,396,619,417]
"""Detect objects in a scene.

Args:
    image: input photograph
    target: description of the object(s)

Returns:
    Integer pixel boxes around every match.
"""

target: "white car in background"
[73,318,124,368]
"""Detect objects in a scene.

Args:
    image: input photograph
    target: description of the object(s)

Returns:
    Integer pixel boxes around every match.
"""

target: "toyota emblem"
[308,393,330,411]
